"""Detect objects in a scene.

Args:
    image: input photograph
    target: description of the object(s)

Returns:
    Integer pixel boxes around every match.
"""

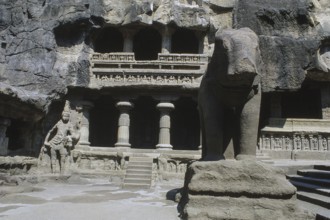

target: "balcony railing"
[89,52,208,88]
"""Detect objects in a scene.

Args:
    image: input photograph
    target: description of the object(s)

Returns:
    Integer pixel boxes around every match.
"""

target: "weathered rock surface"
[0,0,329,155]
[234,0,330,91]
[179,160,315,220]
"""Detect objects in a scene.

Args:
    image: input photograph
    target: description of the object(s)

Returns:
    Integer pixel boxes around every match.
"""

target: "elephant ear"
[213,28,263,87]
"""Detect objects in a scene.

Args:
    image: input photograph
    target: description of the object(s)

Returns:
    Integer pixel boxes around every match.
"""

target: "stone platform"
[179,160,315,220]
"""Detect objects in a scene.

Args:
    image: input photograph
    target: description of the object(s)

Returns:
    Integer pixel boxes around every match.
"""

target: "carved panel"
[259,132,330,152]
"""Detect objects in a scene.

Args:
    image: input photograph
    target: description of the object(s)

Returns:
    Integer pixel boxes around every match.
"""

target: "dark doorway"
[6,119,34,155]
[133,28,161,60]
[93,27,124,53]
[171,97,200,150]
[131,96,159,148]
[90,96,118,147]
[281,89,322,119]
[171,28,199,54]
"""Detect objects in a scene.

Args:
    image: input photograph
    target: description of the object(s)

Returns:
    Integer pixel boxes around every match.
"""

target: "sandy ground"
[0,177,183,220]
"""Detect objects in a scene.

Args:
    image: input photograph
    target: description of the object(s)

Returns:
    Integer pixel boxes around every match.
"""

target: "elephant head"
[209,28,262,88]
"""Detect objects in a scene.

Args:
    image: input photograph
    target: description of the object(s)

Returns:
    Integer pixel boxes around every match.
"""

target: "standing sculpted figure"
[44,111,75,173]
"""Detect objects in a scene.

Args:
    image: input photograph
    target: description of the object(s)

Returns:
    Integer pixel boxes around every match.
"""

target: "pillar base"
[75,145,91,151]
[78,141,91,146]
[115,142,131,148]
[156,144,173,150]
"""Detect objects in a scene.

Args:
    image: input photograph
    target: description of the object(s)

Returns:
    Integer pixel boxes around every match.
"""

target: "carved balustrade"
[259,118,330,152]
[89,52,208,88]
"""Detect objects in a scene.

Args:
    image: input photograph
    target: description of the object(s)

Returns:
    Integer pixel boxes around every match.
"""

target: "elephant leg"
[199,85,225,161]
[237,89,261,160]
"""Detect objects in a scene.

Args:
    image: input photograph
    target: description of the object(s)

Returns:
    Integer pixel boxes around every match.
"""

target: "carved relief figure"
[198,28,263,160]
[43,111,78,173]
[294,135,302,150]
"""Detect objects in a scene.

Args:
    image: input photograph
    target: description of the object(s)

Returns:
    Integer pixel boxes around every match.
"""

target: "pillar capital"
[156,102,175,111]
[116,101,134,110]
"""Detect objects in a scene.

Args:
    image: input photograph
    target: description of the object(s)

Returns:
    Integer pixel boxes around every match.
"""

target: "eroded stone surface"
[179,160,315,220]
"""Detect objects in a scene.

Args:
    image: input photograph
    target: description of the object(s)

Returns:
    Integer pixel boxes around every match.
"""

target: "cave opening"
[171,28,199,54]
[93,27,124,53]
[133,28,161,60]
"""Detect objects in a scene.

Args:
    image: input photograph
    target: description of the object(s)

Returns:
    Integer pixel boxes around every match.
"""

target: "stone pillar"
[270,93,282,118]
[156,102,175,150]
[161,27,174,54]
[122,29,135,53]
[198,130,202,151]
[0,118,11,155]
[115,101,133,148]
[78,101,94,147]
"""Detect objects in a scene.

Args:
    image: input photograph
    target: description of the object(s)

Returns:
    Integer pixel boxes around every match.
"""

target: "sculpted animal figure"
[199,28,263,161]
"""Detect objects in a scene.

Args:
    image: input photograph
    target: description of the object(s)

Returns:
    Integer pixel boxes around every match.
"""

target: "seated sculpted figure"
[199,28,263,161]
[44,111,75,173]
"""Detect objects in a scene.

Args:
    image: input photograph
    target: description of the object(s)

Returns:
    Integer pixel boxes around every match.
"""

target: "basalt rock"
[179,160,315,220]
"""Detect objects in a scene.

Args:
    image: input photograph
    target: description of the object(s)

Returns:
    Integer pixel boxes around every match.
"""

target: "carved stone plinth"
[179,160,314,220]
[0,118,11,155]
[78,101,94,147]
[115,101,133,148]
[156,102,174,150]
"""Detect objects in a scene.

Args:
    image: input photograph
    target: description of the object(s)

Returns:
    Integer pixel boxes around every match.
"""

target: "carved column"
[115,101,133,148]
[161,27,174,54]
[156,102,175,150]
[198,130,202,150]
[122,29,135,53]
[78,101,94,147]
[0,118,11,155]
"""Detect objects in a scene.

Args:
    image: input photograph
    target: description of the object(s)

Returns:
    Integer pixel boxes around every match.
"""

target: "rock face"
[179,160,315,220]
[0,0,329,155]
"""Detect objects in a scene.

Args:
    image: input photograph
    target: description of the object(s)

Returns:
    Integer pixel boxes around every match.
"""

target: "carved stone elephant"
[199,28,263,161]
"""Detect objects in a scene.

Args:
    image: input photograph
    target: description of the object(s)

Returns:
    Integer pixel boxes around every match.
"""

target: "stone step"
[297,169,330,179]
[129,157,153,162]
[126,169,151,175]
[297,191,330,210]
[128,161,153,166]
[124,178,151,184]
[126,164,153,171]
[289,180,330,197]
[298,200,330,220]
[287,175,330,188]
[122,182,151,189]
[125,173,152,179]
[123,156,153,189]
[314,165,330,172]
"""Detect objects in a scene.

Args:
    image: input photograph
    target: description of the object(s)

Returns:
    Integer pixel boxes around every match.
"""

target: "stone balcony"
[89,52,208,88]
[259,118,330,158]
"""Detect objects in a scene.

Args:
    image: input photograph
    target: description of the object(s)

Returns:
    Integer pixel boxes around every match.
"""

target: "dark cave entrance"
[133,28,161,60]
[130,96,159,149]
[90,96,118,147]
[93,27,124,53]
[171,28,199,54]
[171,97,200,150]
